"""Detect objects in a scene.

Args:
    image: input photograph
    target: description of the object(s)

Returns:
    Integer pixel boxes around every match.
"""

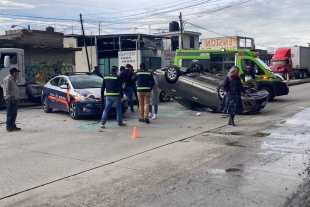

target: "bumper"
[242,96,268,113]
[272,81,289,96]
[77,100,128,116]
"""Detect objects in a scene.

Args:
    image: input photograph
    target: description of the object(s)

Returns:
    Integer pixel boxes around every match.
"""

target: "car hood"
[245,88,269,99]
[74,88,101,100]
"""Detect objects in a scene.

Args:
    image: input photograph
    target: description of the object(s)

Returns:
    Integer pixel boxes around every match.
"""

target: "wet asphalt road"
[1,83,310,207]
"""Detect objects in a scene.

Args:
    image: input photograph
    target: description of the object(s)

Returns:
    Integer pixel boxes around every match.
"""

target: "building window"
[190,36,195,49]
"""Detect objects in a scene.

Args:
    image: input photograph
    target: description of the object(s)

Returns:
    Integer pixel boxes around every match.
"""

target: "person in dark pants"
[221,66,246,126]
[93,66,103,78]
[100,67,126,128]
[132,63,155,124]
[120,64,135,113]
[3,68,21,132]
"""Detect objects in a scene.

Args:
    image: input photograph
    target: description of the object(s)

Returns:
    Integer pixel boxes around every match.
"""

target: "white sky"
[0,0,309,50]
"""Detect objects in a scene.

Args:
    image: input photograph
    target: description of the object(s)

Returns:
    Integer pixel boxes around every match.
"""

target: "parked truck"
[269,46,310,79]
[0,48,43,108]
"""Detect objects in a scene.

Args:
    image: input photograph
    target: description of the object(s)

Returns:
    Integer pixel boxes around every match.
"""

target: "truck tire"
[165,65,181,84]
[282,71,288,80]
[262,86,275,101]
[245,79,261,90]
[303,70,308,78]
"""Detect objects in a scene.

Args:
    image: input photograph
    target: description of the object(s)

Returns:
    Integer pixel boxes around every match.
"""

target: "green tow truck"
[166,49,289,101]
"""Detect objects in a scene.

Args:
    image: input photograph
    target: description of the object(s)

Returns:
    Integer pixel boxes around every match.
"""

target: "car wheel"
[159,90,171,102]
[245,79,261,90]
[165,65,181,84]
[262,86,275,101]
[188,60,203,73]
[43,96,53,113]
[69,101,80,120]
[218,85,225,101]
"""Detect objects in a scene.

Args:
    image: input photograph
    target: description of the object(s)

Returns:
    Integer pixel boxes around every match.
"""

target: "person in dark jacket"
[220,66,246,126]
[132,63,155,124]
[240,65,255,82]
[51,68,60,79]
[100,67,126,128]
[120,64,135,113]
[93,66,103,78]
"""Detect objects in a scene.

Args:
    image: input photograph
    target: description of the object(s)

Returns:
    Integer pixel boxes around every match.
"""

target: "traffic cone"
[132,127,138,139]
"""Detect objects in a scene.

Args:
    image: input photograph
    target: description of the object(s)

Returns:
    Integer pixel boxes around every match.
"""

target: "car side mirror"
[60,84,68,89]
[4,56,10,68]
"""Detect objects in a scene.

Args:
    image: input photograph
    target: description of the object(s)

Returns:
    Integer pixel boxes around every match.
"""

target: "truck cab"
[173,49,289,101]
[269,48,292,79]
[0,48,43,107]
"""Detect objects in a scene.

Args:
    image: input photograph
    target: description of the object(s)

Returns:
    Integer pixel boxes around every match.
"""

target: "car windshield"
[255,58,271,70]
[69,76,103,89]
[270,61,286,66]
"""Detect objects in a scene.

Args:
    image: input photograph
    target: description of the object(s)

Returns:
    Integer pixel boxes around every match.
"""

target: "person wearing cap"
[120,64,135,113]
[241,65,255,82]
[92,66,103,78]
[51,68,60,79]
[3,68,21,132]
[100,67,126,128]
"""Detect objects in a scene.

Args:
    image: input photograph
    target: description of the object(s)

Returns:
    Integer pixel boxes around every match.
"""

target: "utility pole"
[179,12,184,49]
[99,22,101,35]
[80,13,91,72]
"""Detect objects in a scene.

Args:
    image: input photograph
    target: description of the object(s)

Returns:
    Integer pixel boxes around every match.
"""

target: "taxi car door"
[56,77,70,112]
[47,77,61,109]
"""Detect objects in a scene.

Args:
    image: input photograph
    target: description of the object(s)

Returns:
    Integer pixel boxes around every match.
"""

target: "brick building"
[0,28,80,83]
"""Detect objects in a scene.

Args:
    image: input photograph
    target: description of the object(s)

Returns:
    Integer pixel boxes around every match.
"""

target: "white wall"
[63,37,77,48]
[75,46,98,72]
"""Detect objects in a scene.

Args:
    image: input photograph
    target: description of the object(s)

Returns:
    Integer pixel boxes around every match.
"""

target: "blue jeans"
[6,99,18,130]
[124,87,134,111]
[101,96,123,125]
[149,105,158,114]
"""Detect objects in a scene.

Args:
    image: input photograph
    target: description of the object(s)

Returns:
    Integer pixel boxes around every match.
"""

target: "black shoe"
[228,118,232,125]
[231,119,236,126]
[145,119,150,124]
[139,118,145,122]
[12,127,21,131]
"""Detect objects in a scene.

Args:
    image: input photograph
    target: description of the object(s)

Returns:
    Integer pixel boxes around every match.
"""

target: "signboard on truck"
[161,50,176,67]
[118,50,141,70]
[200,36,255,50]
[200,37,238,50]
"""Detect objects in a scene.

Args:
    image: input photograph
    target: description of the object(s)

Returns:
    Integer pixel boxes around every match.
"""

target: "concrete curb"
[288,78,310,86]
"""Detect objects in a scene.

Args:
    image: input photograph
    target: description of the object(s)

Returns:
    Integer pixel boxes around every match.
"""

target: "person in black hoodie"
[120,64,135,113]
[220,66,247,126]
[132,63,155,124]
[100,67,126,128]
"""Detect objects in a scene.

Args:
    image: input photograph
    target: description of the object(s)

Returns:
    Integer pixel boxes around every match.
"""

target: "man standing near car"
[132,63,155,124]
[93,66,103,78]
[3,68,21,132]
[100,67,126,128]
[120,64,135,113]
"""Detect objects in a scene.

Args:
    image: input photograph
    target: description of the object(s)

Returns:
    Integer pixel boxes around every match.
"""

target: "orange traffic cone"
[132,127,138,139]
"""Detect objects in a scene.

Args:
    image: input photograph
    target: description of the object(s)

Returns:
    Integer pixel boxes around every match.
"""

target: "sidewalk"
[288,78,310,86]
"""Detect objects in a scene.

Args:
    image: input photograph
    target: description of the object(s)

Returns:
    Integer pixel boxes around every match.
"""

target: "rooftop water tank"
[46,26,54,32]
[169,21,179,32]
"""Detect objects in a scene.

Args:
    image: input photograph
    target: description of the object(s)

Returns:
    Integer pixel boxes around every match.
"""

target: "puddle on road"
[226,142,246,148]
[225,168,242,173]
[212,131,271,137]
